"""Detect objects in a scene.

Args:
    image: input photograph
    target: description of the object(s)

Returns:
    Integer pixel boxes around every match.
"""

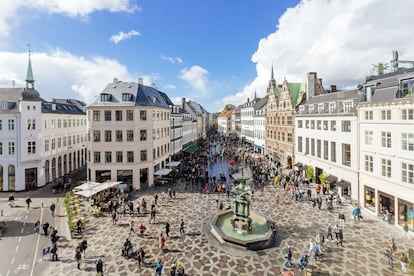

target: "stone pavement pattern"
[41,163,413,276]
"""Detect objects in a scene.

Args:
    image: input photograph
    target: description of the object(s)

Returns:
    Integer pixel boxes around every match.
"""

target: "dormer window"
[318,103,324,113]
[399,78,414,98]
[100,93,112,102]
[343,100,354,112]
[299,106,305,113]
[329,102,336,113]
[309,105,314,113]
[122,93,133,101]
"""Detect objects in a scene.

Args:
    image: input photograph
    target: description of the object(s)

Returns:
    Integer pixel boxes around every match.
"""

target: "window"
[311,138,315,156]
[27,119,31,130]
[381,132,392,148]
[8,119,14,130]
[104,110,112,121]
[400,78,414,98]
[94,152,101,163]
[63,137,66,147]
[365,110,373,120]
[140,130,147,141]
[402,109,414,120]
[51,138,55,150]
[365,155,373,172]
[116,151,123,163]
[309,105,314,113]
[57,138,61,148]
[323,120,328,130]
[364,130,373,145]
[44,140,49,151]
[314,139,320,158]
[298,136,303,152]
[323,141,328,160]
[105,152,112,163]
[93,130,101,142]
[305,138,309,154]
[341,121,351,132]
[381,159,391,177]
[317,120,321,130]
[116,130,123,142]
[126,110,134,121]
[287,116,292,125]
[331,121,336,131]
[381,110,391,120]
[140,150,147,161]
[297,120,303,128]
[93,110,100,121]
[27,141,36,154]
[105,130,112,142]
[402,162,414,184]
[329,102,336,113]
[343,101,354,112]
[310,120,315,129]
[402,133,414,151]
[127,130,134,142]
[331,142,336,162]
[318,103,324,113]
[116,110,122,121]
[0,142,2,155]
[122,93,133,101]
[341,143,351,167]
[0,120,2,130]
[100,94,112,102]
[127,151,134,163]
[140,110,147,120]
[8,142,15,155]
[305,120,309,129]
[287,133,293,143]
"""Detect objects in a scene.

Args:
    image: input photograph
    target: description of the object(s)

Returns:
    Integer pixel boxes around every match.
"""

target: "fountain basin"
[210,210,275,251]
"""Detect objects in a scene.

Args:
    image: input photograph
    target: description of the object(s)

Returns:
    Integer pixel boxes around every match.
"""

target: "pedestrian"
[33,220,40,233]
[179,219,185,235]
[76,219,82,233]
[275,192,280,204]
[401,222,412,240]
[165,222,170,237]
[51,243,58,261]
[50,203,56,217]
[384,246,393,269]
[139,223,146,237]
[75,247,82,269]
[154,194,159,206]
[176,261,185,276]
[155,259,163,276]
[326,224,333,240]
[129,220,136,235]
[399,252,408,273]
[336,229,344,247]
[159,233,166,252]
[96,257,104,275]
[26,197,32,210]
[338,212,345,228]
[43,221,50,236]
[150,209,156,224]
[81,239,88,258]
[284,245,293,267]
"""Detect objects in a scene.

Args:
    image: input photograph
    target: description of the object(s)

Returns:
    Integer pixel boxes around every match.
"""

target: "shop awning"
[184,145,199,154]
[325,175,338,183]
[166,161,181,167]
[299,165,307,171]
[294,162,303,167]
[74,181,123,197]
[337,180,350,188]
[154,168,172,176]
[252,144,263,149]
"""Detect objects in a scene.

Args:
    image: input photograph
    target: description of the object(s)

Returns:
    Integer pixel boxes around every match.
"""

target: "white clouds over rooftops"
[161,55,183,64]
[217,0,414,109]
[110,30,141,44]
[179,65,208,96]
[0,0,140,37]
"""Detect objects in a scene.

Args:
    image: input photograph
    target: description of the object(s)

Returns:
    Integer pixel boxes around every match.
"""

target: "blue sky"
[1,0,414,112]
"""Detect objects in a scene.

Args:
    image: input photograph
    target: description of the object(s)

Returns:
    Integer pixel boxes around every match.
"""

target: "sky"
[1,0,414,113]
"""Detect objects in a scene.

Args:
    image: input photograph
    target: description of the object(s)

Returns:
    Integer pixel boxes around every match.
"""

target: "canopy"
[337,180,351,189]
[74,181,102,191]
[184,145,199,154]
[154,168,172,176]
[166,161,180,167]
[325,175,338,183]
[74,181,123,198]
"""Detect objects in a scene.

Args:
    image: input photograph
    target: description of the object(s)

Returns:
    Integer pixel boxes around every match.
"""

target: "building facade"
[86,78,173,190]
[358,68,414,229]
[253,98,267,154]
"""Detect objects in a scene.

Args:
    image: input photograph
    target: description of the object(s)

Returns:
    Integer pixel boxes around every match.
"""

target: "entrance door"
[25,168,38,190]
[315,167,323,184]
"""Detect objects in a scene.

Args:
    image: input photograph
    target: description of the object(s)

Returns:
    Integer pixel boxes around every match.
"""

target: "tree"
[306,166,314,182]
[223,104,235,111]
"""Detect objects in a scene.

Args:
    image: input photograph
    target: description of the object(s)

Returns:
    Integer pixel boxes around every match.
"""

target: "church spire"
[271,64,274,80]
[26,44,35,89]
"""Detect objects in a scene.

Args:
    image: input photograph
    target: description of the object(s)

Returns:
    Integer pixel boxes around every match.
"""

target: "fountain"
[210,165,275,251]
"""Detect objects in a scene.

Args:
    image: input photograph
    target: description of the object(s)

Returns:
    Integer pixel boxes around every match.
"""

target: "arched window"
[58,156,62,177]
[51,158,56,180]
[45,160,50,183]
[63,154,67,175]
[8,165,15,191]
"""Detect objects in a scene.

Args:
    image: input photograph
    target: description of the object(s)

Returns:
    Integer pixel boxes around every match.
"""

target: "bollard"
[42,202,43,208]
[1,209,2,216]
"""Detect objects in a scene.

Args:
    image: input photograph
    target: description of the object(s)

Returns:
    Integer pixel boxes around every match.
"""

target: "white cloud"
[0,49,132,103]
[163,84,176,90]
[218,0,414,109]
[110,30,141,44]
[0,0,140,37]
[179,65,208,96]
[160,55,183,64]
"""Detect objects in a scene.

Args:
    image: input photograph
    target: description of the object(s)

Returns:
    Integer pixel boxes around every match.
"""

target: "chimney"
[138,77,143,84]
[182,97,186,108]
[330,85,337,93]
[51,103,56,111]
[150,83,157,89]
[306,72,317,101]
[247,97,249,103]
[113,78,118,84]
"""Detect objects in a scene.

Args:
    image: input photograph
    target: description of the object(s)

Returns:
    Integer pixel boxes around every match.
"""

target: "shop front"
[336,180,350,198]
[364,186,376,212]
[379,191,395,218]
[398,199,414,230]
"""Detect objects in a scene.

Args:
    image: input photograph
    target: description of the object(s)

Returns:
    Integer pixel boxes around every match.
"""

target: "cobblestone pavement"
[37,160,413,276]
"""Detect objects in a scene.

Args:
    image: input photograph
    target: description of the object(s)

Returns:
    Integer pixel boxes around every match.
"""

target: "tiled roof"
[306,89,359,104]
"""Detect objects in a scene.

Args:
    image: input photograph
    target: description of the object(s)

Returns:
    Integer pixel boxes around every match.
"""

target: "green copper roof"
[26,55,34,83]
[287,83,305,105]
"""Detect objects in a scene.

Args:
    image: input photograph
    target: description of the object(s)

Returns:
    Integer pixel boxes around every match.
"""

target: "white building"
[0,54,86,191]
[358,68,414,229]
[253,98,267,154]
[240,96,261,144]
[182,98,209,139]
[86,78,173,190]
[170,105,183,159]
[295,73,359,202]
[181,112,197,149]
[218,110,233,135]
